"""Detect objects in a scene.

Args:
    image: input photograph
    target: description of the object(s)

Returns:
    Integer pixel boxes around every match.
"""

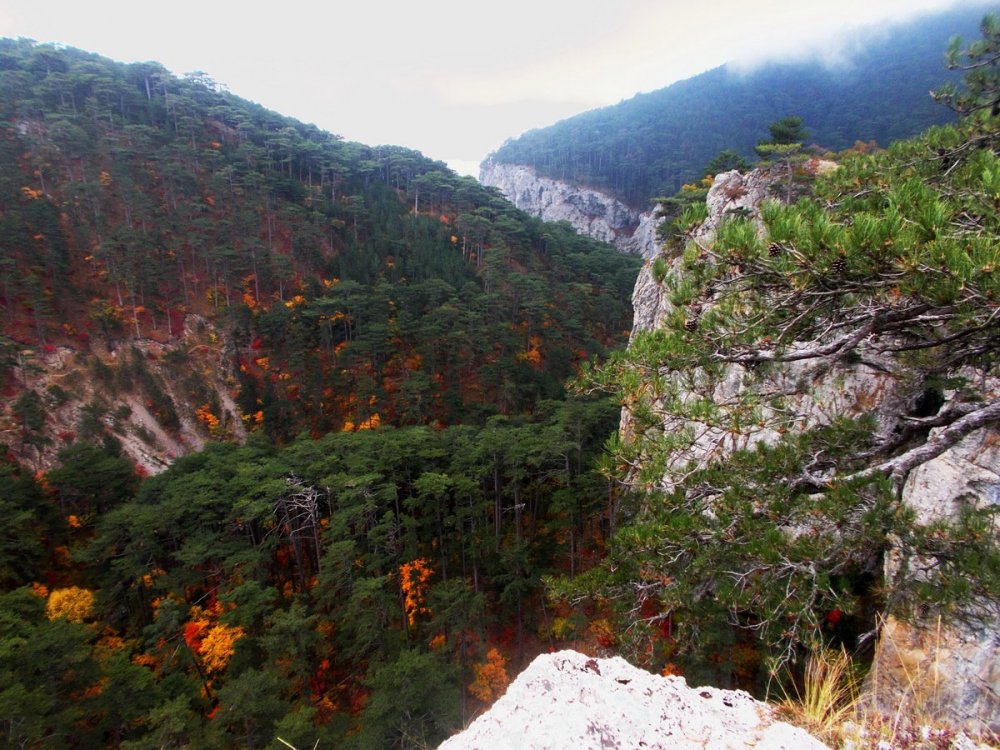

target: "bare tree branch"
[842,396,1000,488]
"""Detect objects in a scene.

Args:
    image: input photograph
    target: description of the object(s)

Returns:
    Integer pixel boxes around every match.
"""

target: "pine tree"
[566,83,1000,675]
[933,13,1000,115]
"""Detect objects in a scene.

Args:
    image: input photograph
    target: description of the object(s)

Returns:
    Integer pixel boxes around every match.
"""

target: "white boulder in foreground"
[439,650,828,750]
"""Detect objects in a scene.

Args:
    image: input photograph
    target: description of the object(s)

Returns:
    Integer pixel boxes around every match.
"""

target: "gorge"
[1,6,999,749]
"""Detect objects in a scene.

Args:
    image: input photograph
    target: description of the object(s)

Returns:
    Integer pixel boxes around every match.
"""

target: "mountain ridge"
[485,4,989,208]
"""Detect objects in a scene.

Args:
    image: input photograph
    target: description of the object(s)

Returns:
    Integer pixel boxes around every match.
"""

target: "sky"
[0,0,991,176]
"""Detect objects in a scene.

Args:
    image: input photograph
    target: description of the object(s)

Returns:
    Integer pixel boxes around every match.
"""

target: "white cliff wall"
[479,160,661,258]
[626,169,1000,732]
[869,424,1000,733]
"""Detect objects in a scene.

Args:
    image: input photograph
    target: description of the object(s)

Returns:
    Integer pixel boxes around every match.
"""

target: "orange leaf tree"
[199,623,244,673]
[468,648,509,703]
[399,558,433,627]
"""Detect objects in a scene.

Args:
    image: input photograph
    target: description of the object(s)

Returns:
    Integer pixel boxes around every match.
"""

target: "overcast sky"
[0,1,991,175]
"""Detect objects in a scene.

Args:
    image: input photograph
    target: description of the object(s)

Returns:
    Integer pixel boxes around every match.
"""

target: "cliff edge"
[624,168,1000,733]
[438,650,827,750]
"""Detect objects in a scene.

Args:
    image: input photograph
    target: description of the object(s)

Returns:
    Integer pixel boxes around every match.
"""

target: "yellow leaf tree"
[46,587,95,623]
[198,623,244,674]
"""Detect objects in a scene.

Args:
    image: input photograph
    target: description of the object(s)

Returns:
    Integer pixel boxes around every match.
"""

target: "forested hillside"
[7,7,1000,747]
[0,37,640,467]
[0,38,641,748]
[488,6,985,207]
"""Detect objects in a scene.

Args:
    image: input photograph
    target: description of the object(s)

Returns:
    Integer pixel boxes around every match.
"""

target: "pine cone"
[768,242,782,258]
[683,318,698,331]
[832,257,848,275]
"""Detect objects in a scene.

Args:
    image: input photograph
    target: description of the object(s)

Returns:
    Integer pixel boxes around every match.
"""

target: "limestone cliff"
[624,169,1000,732]
[438,650,827,750]
[479,161,661,258]
[870,425,1000,733]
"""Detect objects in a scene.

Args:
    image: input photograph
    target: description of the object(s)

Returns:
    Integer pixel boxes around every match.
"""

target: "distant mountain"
[486,5,991,208]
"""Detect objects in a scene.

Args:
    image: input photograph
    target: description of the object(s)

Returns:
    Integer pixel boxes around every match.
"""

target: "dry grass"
[777,647,860,743]
[778,639,1000,750]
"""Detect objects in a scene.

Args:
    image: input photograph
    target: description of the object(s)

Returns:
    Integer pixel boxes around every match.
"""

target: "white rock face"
[622,210,662,257]
[479,161,661,258]
[869,417,1000,734]
[631,168,775,338]
[438,650,828,750]
[626,168,1000,732]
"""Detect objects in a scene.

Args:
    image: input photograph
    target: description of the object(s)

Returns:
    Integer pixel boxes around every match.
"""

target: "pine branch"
[850,403,981,462]
[718,303,936,365]
[945,50,1000,73]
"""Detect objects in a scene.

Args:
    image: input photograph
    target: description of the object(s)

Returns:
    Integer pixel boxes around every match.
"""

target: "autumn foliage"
[469,648,510,703]
[400,558,433,626]
[46,586,95,623]
[183,606,243,673]
[199,623,244,673]
[195,403,221,433]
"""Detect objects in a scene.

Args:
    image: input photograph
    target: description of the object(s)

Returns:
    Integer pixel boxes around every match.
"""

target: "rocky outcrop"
[626,169,1000,732]
[630,169,773,338]
[438,650,827,750]
[0,316,244,474]
[479,161,661,258]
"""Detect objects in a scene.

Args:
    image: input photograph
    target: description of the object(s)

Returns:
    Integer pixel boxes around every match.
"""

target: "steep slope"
[485,5,987,208]
[0,39,641,471]
[570,114,1000,730]
[0,38,646,750]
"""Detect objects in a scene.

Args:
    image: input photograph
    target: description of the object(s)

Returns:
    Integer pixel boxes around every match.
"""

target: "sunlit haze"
[1,0,990,176]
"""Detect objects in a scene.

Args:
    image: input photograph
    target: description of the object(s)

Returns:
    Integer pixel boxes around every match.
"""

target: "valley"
[1,5,1000,749]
